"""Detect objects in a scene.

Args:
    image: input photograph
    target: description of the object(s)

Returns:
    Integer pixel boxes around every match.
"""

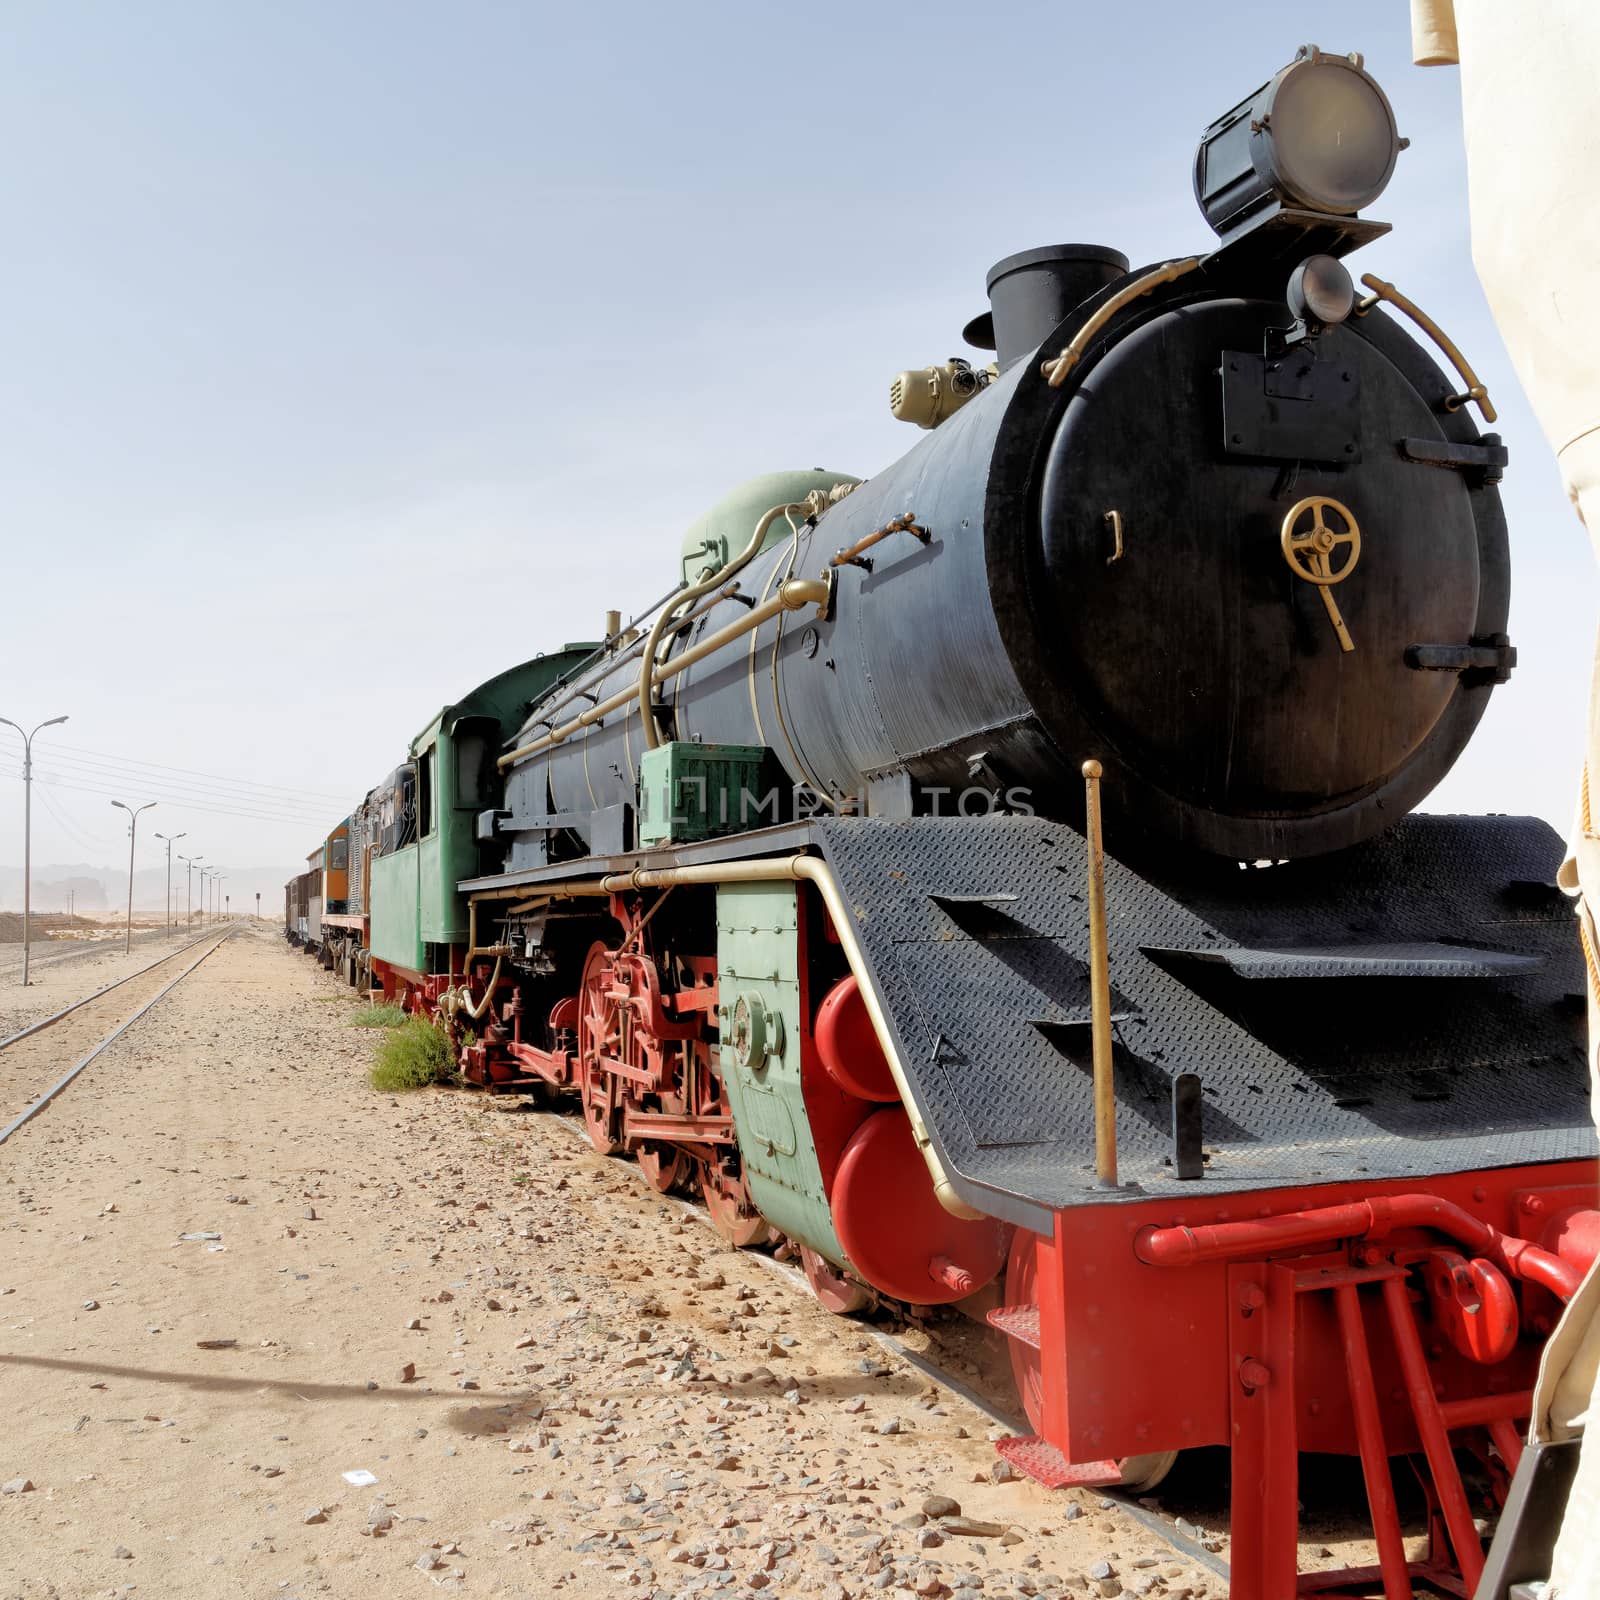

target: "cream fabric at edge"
[1412,2,1600,1594]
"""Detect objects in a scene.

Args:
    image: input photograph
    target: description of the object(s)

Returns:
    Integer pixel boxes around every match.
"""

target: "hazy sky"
[1,0,1593,885]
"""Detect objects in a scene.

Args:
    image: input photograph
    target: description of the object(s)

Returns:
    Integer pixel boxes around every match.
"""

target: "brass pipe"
[1041,257,1202,388]
[442,898,507,1024]
[1354,273,1497,423]
[1082,760,1118,1189]
[534,852,979,1219]
[639,502,808,753]
[516,584,741,743]
[831,511,929,569]
[498,577,830,769]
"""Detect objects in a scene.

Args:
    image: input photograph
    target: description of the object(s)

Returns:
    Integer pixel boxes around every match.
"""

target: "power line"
[0,760,335,831]
[48,740,356,803]
[31,779,119,855]
[36,749,342,821]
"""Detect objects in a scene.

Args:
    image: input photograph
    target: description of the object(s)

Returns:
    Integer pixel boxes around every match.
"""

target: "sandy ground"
[0,927,1218,1600]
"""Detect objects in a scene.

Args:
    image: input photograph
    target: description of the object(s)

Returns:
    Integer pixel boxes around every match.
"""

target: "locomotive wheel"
[800,1244,873,1315]
[578,1065,621,1155]
[701,1164,773,1248]
[1002,1232,1178,1492]
[636,1141,687,1194]
[576,942,622,1155]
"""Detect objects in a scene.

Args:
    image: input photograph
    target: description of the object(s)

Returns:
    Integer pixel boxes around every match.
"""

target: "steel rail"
[544,1112,1232,1582]
[738,1233,1232,1582]
[0,927,230,1053]
[0,920,184,979]
[0,929,235,1146]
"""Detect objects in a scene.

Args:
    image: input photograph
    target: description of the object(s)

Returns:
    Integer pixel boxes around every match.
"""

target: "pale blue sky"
[1,0,1593,880]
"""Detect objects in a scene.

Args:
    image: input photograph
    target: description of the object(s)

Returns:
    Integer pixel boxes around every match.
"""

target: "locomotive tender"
[289,47,1599,1599]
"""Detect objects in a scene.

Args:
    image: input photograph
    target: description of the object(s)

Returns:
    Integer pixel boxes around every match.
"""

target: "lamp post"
[111,800,156,954]
[217,876,227,923]
[180,855,202,933]
[198,867,210,927]
[0,714,69,986]
[153,831,186,935]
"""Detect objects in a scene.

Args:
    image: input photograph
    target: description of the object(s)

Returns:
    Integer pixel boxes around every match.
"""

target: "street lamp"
[217,875,227,923]
[110,799,156,954]
[153,831,186,935]
[180,854,202,934]
[0,714,69,986]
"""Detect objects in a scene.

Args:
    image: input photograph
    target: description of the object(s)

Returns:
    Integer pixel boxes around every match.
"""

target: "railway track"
[542,1109,1236,1584]
[0,927,237,1145]
[0,921,206,978]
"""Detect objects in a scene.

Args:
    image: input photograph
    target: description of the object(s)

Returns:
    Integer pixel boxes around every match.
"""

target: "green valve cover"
[715,881,849,1265]
[638,742,769,848]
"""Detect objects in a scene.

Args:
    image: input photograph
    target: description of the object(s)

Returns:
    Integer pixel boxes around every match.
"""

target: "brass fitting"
[889,358,992,428]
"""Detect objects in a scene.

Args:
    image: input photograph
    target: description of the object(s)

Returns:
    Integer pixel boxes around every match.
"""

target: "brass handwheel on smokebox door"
[1280,496,1361,653]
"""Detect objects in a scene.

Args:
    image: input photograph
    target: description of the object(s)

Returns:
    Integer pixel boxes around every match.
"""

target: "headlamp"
[1286,254,1355,328]
[1194,46,1402,244]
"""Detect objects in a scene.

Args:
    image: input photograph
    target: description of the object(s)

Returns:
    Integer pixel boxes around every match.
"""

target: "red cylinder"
[815,975,898,1102]
[830,1107,1010,1304]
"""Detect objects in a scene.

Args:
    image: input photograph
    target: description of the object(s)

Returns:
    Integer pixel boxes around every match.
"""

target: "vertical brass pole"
[1082,759,1118,1189]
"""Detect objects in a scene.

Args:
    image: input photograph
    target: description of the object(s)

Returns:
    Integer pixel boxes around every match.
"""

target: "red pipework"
[1135,1193,1589,1301]
[1333,1281,1411,1600]
[1382,1274,1486,1590]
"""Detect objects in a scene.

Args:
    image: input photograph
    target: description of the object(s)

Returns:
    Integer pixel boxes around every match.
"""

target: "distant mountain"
[0,862,299,917]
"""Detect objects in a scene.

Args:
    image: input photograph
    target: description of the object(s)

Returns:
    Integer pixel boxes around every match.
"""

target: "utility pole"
[0,713,70,986]
[180,855,202,933]
[198,867,209,927]
[217,876,226,923]
[154,831,186,935]
[110,799,156,954]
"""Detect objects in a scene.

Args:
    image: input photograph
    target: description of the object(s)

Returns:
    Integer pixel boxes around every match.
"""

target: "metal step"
[994,1435,1122,1489]
[985,1303,1041,1350]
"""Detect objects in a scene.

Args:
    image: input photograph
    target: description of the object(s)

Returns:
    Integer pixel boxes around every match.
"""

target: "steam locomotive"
[289,47,1598,1599]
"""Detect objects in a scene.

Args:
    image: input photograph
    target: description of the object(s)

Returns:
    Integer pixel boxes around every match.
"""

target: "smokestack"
[967,245,1130,372]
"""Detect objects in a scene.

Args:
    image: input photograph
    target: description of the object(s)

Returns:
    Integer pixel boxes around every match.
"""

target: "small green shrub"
[369,1016,456,1091]
[350,1002,408,1029]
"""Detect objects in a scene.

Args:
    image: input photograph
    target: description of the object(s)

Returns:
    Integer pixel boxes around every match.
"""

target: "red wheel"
[578,1066,620,1155]
[576,942,622,1155]
[1003,1228,1047,1432]
[637,1141,687,1194]
[800,1245,872,1315]
[1002,1230,1177,1491]
[701,1164,773,1248]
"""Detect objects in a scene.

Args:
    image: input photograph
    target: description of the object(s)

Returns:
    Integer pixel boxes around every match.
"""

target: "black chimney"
[965,245,1129,372]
